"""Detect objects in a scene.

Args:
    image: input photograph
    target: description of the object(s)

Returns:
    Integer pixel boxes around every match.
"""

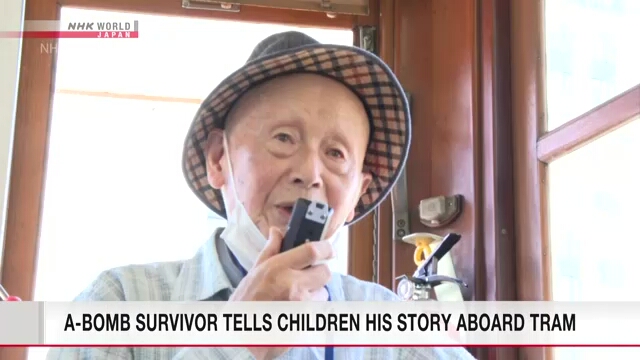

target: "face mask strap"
[221,133,243,208]
[219,132,267,271]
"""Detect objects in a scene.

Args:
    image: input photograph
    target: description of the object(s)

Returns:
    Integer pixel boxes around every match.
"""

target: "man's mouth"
[275,203,295,218]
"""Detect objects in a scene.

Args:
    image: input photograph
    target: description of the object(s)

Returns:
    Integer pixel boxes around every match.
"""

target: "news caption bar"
[0,20,139,39]
[1,301,640,346]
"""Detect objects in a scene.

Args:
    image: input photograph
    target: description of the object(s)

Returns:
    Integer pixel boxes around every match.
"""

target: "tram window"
[32,6,353,311]
[548,117,640,303]
[545,1,640,359]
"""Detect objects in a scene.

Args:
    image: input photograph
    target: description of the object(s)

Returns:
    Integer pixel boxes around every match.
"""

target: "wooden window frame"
[537,84,640,164]
[374,0,517,287]
[0,1,378,359]
[373,2,517,359]
[512,1,640,360]
[7,1,637,359]
[378,1,639,359]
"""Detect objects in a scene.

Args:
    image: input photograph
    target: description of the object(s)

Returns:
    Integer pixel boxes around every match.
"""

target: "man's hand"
[230,227,333,359]
[230,226,333,302]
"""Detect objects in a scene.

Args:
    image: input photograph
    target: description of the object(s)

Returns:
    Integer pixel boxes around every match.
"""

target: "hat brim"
[182,44,411,225]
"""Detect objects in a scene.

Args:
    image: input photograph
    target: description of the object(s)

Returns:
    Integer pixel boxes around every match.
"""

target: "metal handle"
[432,233,461,260]
[390,89,412,242]
[415,233,461,278]
[182,0,240,12]
[422,275,468,288]
[395,274,466,301]
[390,168,410,241]
[0,284,9,301]
[0,283,21,301]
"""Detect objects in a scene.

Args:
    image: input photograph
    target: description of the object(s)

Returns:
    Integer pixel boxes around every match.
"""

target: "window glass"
[35,95,218,301]
[545,3,640,359]
[549,117,640,301]
[30,8,354,360]
[549,117,640,359]
[54,8,354,99]
[545,0,640,130]
[35,8,353,300]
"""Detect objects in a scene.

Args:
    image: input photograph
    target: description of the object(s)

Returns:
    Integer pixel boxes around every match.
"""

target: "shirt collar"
[170,228,232,301]
[327,272,345,301]
[170,228,347,301]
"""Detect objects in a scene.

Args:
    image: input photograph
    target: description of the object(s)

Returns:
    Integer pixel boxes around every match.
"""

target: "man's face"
[205,73,372,238]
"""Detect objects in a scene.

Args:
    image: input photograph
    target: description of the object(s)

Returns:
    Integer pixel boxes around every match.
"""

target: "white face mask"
[219,133,346,271]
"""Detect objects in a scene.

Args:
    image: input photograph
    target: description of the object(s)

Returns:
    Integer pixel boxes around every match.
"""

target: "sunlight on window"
[30,8,354,360]
[549,115,640,298]
[545,0,640,130]
[549,117,640,300]
[549,117,640,360]
[545,2,640,358]
[53,8,354,100]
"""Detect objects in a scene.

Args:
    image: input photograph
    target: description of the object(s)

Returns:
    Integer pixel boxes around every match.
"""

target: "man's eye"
[275,133,293,142]
[328,149,344,158]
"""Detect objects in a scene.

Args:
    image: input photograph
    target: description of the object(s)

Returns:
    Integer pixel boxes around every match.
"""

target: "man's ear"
[205,129,226,189]
[345,171,374,223]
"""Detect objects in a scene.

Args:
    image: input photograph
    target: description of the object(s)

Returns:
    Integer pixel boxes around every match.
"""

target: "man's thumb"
[255,227,284,265]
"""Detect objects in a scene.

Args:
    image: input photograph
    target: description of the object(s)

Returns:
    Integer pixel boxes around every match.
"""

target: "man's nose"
[290,151,323,189]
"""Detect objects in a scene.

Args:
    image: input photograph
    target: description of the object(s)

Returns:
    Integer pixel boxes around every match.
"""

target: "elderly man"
[47,32,475,360]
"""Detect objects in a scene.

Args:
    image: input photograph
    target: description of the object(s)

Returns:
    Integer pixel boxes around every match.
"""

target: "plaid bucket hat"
[182,31,411,225]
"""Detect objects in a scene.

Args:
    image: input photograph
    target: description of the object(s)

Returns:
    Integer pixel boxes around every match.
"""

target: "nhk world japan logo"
[0,20,139,39]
